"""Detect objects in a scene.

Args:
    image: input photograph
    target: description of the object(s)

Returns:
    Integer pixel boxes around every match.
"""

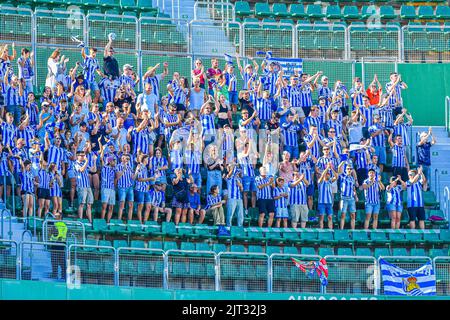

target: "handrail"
[444,186,450,227]
[0,208,12,240]
[434,168,440,203]
[446,96,450,134]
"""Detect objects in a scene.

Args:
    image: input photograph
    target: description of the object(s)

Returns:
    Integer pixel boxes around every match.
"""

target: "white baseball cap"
[123,64,134,70]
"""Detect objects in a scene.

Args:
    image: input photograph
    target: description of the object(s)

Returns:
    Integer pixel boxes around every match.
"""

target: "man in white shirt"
[136,82,158,117]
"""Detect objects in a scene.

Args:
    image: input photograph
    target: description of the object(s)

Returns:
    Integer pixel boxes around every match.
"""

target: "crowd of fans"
[0,39,437,230]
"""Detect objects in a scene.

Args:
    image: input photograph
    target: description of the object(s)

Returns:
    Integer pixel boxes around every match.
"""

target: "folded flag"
[379,258,436,296]
[71,35,85,48]
[292,257,328,286]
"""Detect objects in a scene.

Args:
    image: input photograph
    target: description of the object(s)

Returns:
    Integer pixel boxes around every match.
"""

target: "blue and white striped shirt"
[326,119,343,137]
[0,152,9,176]
[38,169,51,189]
[363,178,380,204]
[185,150,201,174]
[300,83,313,107]
[264,72,278,96]
[379,106,394,128]
[256,98,273,122]
[406,180,424,208]
[289,180,307,205]
[171,87,188,105]
[1,123,16,148]
[47,146,65,171]
[298,160,313,184]
[225,72,237,92]
[239,156,255,177]
[201,113,216,137]
[386,81,405,107]
[304,116,323,135]
[387,185,403,206]
[241,71,255,90]
[318,85,332,105]
[83,56,100,83]
[286,85,301,107]
[101,165,116,190]
[150,156,168,178]
[144,74,162,98]
[281,121,302,147]
[205,194,222,210]
[150,189,165,207]
[355,149,369,170]
[303,134,323,160]
[74,160,91,188]
[394,123,411,146]
[99,78,118,104]
[226,176,242,200]
[360,106,376,128]
[135,165,150,192]
[340,174,355,198]
[119,75,136,89]
[21,170,35,193]
[318,180,333,204]
[392,144,406,168]
[116,163,134,188]
[255,176,272,200]
[5,85,20,106]
[369,124,386,147]
[273,186,289,208]
[170,149,183,170]
[25,102,39,126]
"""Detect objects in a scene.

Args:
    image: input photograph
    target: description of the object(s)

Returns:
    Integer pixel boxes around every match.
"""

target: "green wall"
[1,280,449,300]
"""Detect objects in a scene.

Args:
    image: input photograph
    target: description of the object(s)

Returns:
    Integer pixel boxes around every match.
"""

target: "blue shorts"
[68,169,76,179]
[365,203,380,215]
[340,197,356,214]
[242,176,257,192]
[228,91,238,105]
[101,188,116,205]
[386,203,403,212]
[135,190,151,204]
[275,207,289,219]
[89,81,99,92]
[118,187,134,202]
[318,203,333,216]
[283,145,299,159]
[373,146,387,165]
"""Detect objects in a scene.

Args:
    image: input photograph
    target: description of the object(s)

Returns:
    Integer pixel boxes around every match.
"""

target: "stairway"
[410,126,450,210]
[154,0,238,56]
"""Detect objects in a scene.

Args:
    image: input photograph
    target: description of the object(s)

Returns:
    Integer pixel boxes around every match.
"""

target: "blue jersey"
[16,126,35,149]
[119,75,136,89]
[74,161,91,188]
[134,165,150,192]
[326,119,343,137]
[150,156,168,178]
[185,150,201,175]
[289,180,307,205]
[273,186,289,209]
[369,124,386,147]
[20,170,35,193]
[256,98,273,122]
[285,85,301,108]
[38,169,52,189]
[255,176,272,200]
[83,56,100,83]
[225,72,237,92]
[298,160,313,184]
[5,85,20,106]
[318,180,333,204]
[304,116,323,134]
[25,102,39,126]
[379,105,393,128]
[355,149,369,170]
[241,71,255,90]
[340,174,355,198]
[132,128,151,155]
[391,145,407,168]
[98,78,118,104]
[201,113,216,137]
[150,189,165,207]
[226,176,242,200]
[239,156,255,177]
[171,87,188,105]
[281,121,302,147]
[300,83,313,107]
[360,106,376,128]
[387,185,403,206]
[144,74,162,98]
[264,72,278,96]
[406,180,424,208]
[205,194,222,210]
[394,123,411,146]
[317,85,332,105]
[116,163,134,188]
[303,134,323,160]
[47,146,65,171]
[170,149,183,170]
[101,165,116,190]
[363,178,380,204]
[0,152,10,176]
[386,81,405,107]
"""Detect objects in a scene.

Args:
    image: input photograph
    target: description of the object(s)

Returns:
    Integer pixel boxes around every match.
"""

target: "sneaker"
[244,209,248,216]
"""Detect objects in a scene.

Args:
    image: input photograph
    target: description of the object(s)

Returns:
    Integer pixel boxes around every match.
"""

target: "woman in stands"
[19,159,37,218]
[172,168,193,225]
[191,59,206,89]
[386,175,406,229]
[45,49,61,90]
[49,162,63,218]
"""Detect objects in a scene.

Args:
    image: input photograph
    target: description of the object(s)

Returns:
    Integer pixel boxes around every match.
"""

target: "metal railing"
[43,219,86,245]
[445,96,450,135]
[443,187,450,227]
[2,242,450,295]
[194,1,235,22]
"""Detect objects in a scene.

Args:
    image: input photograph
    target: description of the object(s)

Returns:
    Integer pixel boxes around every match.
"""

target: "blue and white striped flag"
[266,57,303,77]
[224,54,233,65]
[380,258,436,296]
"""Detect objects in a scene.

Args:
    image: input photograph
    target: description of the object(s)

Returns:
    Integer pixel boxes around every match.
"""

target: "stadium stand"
[0,0,449,299]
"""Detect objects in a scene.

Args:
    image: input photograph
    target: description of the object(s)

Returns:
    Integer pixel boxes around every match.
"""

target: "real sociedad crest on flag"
[379,258,436,296]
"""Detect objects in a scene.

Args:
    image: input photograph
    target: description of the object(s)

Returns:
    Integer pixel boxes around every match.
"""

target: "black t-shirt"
[103,56,120,79]
[239,98,254,114]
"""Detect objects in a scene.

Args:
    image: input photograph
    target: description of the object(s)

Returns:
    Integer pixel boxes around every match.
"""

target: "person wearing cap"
[143,62,169,100]
[416,127,436,186]
[187,183,205,224]
[317,75,332,107]
[119,63,136,89]
[103,36,120,79]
